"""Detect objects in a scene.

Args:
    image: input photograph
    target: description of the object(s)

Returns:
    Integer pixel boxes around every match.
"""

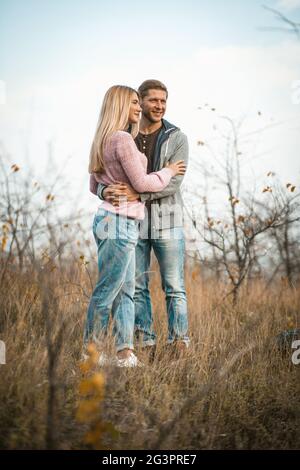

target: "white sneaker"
[81,351,111,366]
[115,352,143,368]
[98,352,111,366]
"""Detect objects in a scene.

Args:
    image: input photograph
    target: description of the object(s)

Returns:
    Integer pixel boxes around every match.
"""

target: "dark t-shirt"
[135,126,162,173]
[135,126,162,230]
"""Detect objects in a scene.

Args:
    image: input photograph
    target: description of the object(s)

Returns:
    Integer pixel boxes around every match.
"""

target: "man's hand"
[103,182,140,207]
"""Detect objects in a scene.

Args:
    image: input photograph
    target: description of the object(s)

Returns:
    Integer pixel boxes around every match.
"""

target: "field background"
[0,254,299,450]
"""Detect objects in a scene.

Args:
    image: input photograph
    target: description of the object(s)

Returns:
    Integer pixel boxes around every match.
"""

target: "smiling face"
[140,88,167,124]
[128,92,142,124]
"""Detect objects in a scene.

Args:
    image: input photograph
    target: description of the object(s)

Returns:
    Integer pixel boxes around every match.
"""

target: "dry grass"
[0,258,299,450]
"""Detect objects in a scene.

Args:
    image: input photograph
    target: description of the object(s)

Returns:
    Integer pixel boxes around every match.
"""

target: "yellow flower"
[79,373,105,397]
[76,399,100,423]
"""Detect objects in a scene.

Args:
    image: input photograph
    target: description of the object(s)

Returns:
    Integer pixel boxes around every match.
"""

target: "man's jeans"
[134,226,189,346]
[84,210,139,352]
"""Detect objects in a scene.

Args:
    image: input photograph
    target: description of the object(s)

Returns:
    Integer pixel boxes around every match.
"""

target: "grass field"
[0,258,299,450]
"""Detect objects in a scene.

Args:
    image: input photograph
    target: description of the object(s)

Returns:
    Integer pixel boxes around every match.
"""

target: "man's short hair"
[138,79,168,99]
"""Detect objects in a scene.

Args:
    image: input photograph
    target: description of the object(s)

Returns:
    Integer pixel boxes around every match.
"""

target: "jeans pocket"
[117,217,139,245]
[93,212,115,240]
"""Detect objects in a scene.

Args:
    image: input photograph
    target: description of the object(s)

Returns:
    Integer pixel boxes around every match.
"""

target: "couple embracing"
[85,79,189,367]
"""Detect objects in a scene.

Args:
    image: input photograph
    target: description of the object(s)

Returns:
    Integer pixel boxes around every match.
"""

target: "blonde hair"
[88,85,140,174]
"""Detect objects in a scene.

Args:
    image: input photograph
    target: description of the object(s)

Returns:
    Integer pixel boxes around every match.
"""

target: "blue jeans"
[84,210,139,352]
[134,226,189,346]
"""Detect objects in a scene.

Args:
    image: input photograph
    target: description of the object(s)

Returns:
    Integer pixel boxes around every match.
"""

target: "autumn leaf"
[286,183,296,192]
[79,373,105,397]
[262,186,272,193]
[11,164,20,172]
[207,217,214,227]
[76,399,100,423]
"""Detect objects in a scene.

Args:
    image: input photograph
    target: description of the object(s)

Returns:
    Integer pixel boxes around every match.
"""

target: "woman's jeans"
[84,210,139,352]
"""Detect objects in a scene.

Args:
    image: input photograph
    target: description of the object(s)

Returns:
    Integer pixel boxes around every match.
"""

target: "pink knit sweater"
[90,130,173,220]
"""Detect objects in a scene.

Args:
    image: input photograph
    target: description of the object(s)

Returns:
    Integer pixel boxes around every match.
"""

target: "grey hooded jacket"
[96,119,188,234]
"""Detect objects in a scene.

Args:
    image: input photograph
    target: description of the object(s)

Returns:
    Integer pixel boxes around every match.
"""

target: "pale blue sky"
[1,0,297,82]
[0,0,300,221]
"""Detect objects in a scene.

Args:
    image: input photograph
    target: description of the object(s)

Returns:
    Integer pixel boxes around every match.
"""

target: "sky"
[0,0,300,224]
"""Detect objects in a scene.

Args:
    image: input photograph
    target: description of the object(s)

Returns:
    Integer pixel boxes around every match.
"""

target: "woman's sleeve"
[89,174,98,195]
[115,132,173,192]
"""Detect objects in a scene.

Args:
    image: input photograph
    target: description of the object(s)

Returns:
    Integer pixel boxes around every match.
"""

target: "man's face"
[140,89,167,123]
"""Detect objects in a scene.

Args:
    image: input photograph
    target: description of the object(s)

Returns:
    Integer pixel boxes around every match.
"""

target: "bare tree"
[255,182,300,286]
[0,151,91,282]
[261,5,300,39]
[184,115,300,303]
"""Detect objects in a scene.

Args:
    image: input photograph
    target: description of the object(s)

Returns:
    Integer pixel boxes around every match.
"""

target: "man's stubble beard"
[142,109,164,124]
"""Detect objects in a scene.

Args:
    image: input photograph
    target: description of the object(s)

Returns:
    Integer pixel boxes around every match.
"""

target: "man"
[96,79,189,357]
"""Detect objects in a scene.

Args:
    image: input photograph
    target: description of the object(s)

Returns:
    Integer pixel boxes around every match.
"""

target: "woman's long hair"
[88,85,139,174]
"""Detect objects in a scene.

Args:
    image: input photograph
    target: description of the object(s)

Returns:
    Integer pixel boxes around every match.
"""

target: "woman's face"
[128,93,142,124]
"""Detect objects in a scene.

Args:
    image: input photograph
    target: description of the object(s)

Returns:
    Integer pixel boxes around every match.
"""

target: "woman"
[85,85,186,367]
